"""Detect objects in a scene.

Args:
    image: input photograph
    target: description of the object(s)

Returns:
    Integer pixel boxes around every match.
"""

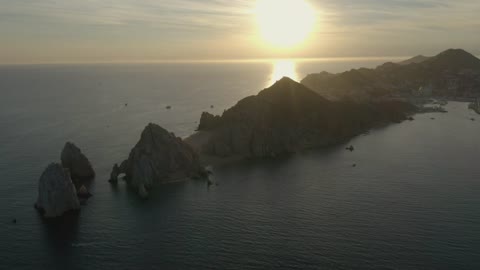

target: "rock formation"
[61,142,95,181]
[35,163,80,217]
[113,123,206,198]
[198,112,222,130]
[109,163,120,183]
[192,77,415,159]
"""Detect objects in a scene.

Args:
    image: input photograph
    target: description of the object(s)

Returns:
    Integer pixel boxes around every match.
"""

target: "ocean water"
[1,59,480,269]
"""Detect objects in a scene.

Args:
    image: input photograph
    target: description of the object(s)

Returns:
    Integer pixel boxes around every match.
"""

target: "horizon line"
[0,56,414,66]
[3,54,479,66]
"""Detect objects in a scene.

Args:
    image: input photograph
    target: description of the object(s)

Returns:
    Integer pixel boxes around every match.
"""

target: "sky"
[1,0,479,64]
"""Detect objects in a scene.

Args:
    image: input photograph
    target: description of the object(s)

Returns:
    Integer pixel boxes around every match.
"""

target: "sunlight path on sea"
[268,60,299,86]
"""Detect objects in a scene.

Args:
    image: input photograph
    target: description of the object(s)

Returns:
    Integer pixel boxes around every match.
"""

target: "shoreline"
[184,110,420,169]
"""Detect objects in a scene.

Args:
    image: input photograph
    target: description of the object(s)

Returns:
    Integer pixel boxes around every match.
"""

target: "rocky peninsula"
[187,77,416,159]
[30,49,480,217]
[108,49,480,198]
[110,77,416,198]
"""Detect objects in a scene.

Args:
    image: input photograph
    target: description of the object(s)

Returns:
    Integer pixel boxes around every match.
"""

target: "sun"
[256,0,316,49]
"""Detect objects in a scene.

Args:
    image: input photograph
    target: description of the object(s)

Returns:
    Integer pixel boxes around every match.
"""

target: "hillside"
[398,55,430,65]
[190,77,415,158]
[302,49,480,100]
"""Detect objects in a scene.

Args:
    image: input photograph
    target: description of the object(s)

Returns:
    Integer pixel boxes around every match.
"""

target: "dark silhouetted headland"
[188,77,415,160]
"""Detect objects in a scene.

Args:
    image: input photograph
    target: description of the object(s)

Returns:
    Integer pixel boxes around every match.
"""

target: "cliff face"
[302,49,480,100]
[114,123,206,198]
[61,142,95,181]
[35,163,80,217]
[198,112,222,130]
[196,77,415,158]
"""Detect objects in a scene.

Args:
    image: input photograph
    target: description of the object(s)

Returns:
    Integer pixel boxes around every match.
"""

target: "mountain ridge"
[302,48,480,100]
[190,77,415,159]
[398,55,430,65]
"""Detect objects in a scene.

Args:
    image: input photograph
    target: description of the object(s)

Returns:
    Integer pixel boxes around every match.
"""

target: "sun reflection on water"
[268,60,299,86]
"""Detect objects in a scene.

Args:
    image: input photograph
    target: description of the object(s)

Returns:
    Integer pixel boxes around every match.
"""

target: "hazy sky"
[1,0,479,63]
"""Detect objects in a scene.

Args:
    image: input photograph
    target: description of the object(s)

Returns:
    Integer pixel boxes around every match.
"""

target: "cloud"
[0,0,479,62]
[313,0,480,32]
[0,0,254,33]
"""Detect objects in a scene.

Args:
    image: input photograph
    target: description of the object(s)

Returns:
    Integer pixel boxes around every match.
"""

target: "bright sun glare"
[269,60,298,85]
[256,0,316,48]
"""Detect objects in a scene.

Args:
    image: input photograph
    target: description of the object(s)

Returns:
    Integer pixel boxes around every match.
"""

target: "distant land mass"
[302,49,480,100]
[398,55,431,65]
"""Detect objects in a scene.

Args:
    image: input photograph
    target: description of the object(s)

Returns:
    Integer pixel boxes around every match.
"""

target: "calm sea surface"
[1,59,480,269]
